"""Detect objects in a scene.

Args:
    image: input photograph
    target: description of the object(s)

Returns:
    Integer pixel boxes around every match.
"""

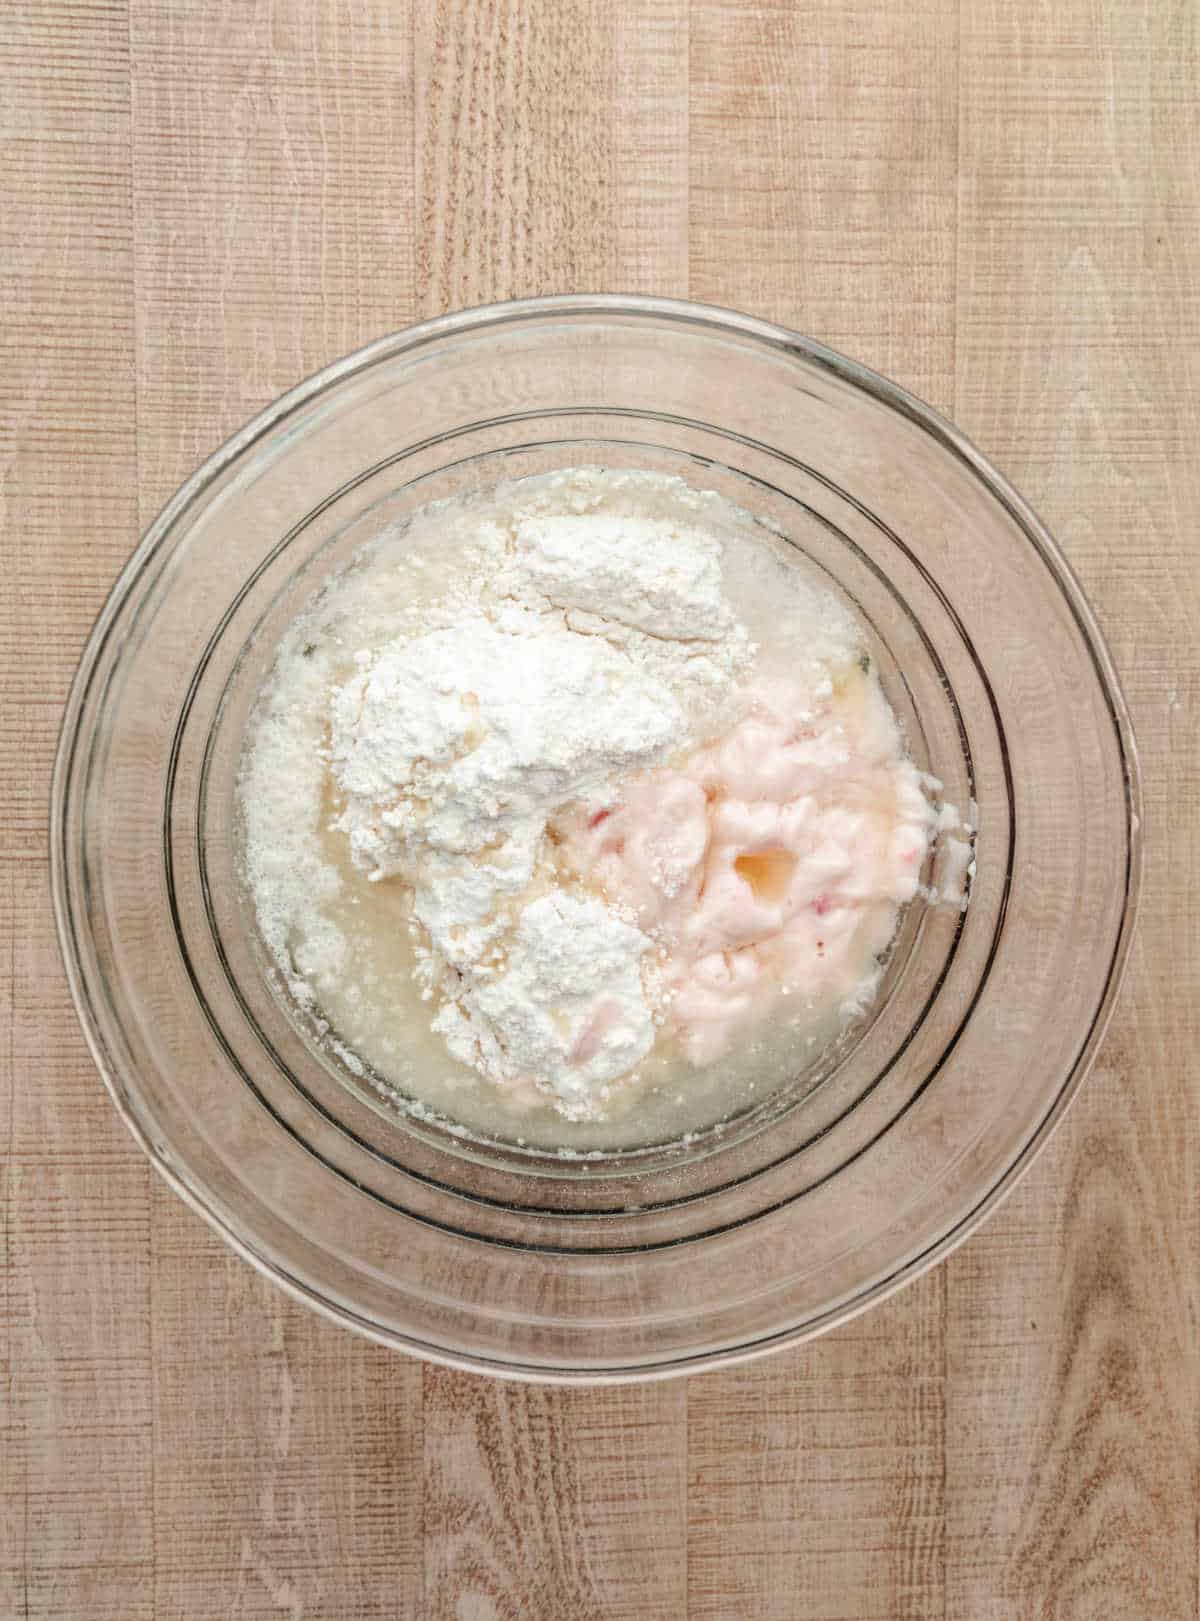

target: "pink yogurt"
[556,665,937,1067]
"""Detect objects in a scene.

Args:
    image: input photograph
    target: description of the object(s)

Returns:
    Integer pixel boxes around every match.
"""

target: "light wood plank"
[947,2,1199,1617]
[412,5,691,1615]
[151,1249,421,1621]
[6,872,156,1621]
[126,3,425,1614]
[689,0,960,412]
[686,5,958,1615]
[688,1281,946,1621]
[615,0,690,297]
[130,0,419,516]
[0,1,142,860]
[414,0,615,311]
[413,0,689,311]
[424,1371,688,1620]
[1,5,152,1617]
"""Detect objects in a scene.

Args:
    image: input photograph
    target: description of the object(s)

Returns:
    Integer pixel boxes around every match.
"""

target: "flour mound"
[432,891,655,1121]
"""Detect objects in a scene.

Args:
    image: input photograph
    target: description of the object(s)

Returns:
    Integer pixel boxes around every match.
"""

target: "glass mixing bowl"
[52,296,1141,1381]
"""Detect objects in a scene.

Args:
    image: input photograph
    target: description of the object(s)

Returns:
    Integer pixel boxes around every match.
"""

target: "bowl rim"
[50,293,1143,1382]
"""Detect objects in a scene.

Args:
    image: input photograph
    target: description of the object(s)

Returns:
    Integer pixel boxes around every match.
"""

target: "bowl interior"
[198,437,975,1206]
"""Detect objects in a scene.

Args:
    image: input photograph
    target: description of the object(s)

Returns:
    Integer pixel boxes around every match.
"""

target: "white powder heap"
[438,890,656,1121]
[332,618,683,896]
[513,514,734,641]
[323,475,754,1117]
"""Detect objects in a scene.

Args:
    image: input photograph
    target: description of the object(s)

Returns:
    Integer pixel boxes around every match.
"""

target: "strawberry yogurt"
[555,659,938,1070]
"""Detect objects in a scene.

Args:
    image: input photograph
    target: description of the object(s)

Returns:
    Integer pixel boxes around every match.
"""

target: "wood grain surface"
[2,1,1196,1616]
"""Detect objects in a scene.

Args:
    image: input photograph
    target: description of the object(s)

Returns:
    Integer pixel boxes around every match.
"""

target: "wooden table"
[4,3,1197,1616]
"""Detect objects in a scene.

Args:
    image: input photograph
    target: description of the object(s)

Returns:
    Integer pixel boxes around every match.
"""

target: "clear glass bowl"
[51,296,1141,1381]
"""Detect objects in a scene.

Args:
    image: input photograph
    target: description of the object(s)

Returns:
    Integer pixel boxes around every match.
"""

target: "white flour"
[320,472,754,1117]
